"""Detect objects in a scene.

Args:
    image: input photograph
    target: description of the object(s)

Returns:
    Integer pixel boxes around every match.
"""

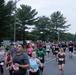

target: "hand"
[7,67,10,70]
[41,51,44,54]
[15,63,20,67]
[7,66,12,70]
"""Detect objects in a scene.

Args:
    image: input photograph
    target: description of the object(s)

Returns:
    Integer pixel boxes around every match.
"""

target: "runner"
[5,52,13,75]
[11,43,30,75]
[27,44,34,58]
[51,45,56,56]
[68,41,74,58]
[61,42,67,52]
[0,47,5,75]
[36,44,46,75]
[46,42,51,60]
[54,43,59,63]
[29,51,43,75]
[57,48,66,75]
[74,42,76,55]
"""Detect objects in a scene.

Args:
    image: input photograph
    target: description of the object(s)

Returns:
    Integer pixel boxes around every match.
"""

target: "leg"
[61,64,65,75]
[9,70,13,75]
[59,65,62,71]
[0,65,4,75]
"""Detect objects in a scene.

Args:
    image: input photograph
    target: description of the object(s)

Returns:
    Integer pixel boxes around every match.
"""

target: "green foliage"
[0,0,14,43]
[15,5,38,45]
[35,16,50,41]
[50,11,70,41]
[50,11,70,31]
[16,5,38,25]
[0,1,74,42]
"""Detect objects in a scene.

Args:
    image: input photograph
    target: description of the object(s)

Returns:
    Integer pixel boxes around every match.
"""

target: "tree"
[0,0,14,43]
[50,11,70,41]
[15,5,38,46]
[35,16,50,41]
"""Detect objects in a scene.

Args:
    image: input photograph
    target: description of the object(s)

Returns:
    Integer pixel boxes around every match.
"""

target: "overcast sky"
[6,0,76,34]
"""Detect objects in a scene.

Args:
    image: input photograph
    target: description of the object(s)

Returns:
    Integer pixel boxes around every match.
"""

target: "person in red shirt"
[5,52,13,75]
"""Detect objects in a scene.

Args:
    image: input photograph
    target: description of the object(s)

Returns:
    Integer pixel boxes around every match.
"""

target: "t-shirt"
[0,52,5,62]
[36,48,46,59]
[13,53,29,75]
[27,48,33,54]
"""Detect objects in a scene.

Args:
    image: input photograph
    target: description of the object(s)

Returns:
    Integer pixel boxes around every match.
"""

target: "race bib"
[55,51,58,53]
[30,68,37,72]
[46,49,50,51]
[13,65,19,71]
[59,58,64,61]
[0,62,4,65]
[38,57,42,60]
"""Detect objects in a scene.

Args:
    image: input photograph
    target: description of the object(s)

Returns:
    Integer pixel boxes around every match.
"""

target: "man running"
[36,44,46,75]
[9,44,30,75]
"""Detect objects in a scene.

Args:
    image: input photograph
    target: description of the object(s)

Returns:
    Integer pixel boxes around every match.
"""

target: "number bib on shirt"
[55,51,58,53]
[59,58,64,61]
[30,68,37,72]
[0,62,4,65]
[13,65,19,71]
[38,57,42,60]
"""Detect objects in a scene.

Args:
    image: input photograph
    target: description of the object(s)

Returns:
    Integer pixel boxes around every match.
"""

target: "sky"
[6,0,76,34]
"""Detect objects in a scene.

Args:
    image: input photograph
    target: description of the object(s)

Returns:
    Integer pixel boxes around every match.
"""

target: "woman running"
[46,42,51,60]
[27,44,34,58]
[54,43,59,62]
[29,51,43,75]
[57,48,66,75]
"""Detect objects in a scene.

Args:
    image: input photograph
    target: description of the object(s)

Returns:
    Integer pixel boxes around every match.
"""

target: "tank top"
[46,45,50,51]
[29,58,39,72]
[58,53,65,62]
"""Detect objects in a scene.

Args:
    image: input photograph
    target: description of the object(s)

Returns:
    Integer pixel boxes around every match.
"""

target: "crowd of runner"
[0,41,76,75]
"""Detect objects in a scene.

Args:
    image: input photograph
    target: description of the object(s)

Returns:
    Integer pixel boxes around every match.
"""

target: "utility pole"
[14,0,16,42]
[14,0,21,42]
[58,31,59,42]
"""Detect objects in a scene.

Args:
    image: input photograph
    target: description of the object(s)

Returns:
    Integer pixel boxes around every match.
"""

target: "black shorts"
[46,51,50,53]
[39,58,45,63]
[69,50,73,52]
[58,61,65,65]
[29,70,39,75]
[69,48,73,52]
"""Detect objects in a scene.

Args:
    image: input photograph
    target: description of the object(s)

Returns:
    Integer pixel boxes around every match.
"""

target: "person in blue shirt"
[29,51,43,75]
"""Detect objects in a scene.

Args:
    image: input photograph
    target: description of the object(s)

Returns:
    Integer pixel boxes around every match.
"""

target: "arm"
[37,59,43,67]
[42,49,46,56]
[57,52,59,59]
[19,64,30,69]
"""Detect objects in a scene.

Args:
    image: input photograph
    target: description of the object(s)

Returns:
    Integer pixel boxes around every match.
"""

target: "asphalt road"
[43,52,76,75]
[1,50,76,75]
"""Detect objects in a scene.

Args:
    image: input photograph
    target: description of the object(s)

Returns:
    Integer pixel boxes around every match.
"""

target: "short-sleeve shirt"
[36,48,46,59]
[13,53,29,75]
